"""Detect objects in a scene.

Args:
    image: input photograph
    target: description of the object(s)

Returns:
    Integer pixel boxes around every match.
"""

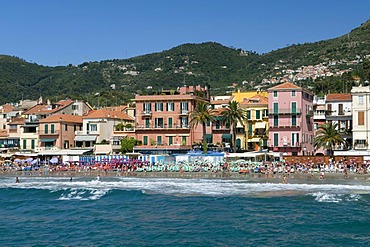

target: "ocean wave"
[1,177,370,199]
[309,192,363,203]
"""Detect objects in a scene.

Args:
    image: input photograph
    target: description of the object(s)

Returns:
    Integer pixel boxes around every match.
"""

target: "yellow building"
[232,90,268,103]
[239,94,269,151]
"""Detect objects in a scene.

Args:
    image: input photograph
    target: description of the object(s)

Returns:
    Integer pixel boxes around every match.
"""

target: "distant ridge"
[0,19,369,105]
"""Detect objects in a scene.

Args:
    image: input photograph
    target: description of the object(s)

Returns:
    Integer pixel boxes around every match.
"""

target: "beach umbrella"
[26,157,33,163]
[50,157,58,164]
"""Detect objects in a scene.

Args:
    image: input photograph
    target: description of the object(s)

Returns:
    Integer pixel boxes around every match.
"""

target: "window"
[168,118,173,128]
[72,104,79,110]
[51,124,55,134]
[338,104,344,115]
[358,95,364,105]
[182,136,187,145]
[291,90,296,97]
[74,125,77,132]
[314,123,318,130]
[291,102,297,114]
[181,117,188,128]
[90,124,97,132]
[65,124,68,131]
[144,102,151,112]
[292,133,299,147]
[45,124,48,134]
[155,102,163,111]
[155,118,164,128]
[166,102,174,111]
[181,102,189,113]
[168,136,173,145]
[246,110,251,119]
[23,139,27,149]
[145,118,150,128]
[248,124,253,136]
[256,110,261,119]
[157,136,162,145]
[31,139,35,149]
[358,111,365,125]
[292,115,297,126]
[273,91,278,98]
[327,104,332,115]
[273,102,278,114]
[143,136,148,145]
[273,133,278,146]
[273,116,278,126]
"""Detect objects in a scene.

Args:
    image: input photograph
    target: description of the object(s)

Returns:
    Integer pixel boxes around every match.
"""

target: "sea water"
[1,176,370,246]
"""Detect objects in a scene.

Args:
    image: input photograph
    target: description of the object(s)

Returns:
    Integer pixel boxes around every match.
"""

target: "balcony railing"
[135,124,190,130]
[179,110,189,115]
[212,126,230,130]
[269,126,301,131]
[38,130,60,135]
[268,108,302,115]
[142,110,152,116]
[354,144,367,150]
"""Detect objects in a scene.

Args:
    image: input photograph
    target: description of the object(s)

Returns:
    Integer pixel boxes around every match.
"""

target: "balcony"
[354,144,367,150]
[268,108,302,115]
[269,126,301,131]
[113,128,135,134]
[179,110,189,115]
[141,110,152,116]
[35,146,60,152]
[135,124,190,130]
[38,130,60,136]
[212,126,230,131]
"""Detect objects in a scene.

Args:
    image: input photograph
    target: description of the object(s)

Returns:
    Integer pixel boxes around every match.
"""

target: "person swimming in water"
[96,175,100,181]
[15,177,20,183]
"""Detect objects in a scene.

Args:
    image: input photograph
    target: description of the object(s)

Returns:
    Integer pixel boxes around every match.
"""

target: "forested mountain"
[1,20,370,106]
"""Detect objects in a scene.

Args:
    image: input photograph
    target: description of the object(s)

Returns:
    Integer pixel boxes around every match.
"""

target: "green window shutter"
[273,103,278,114]
[45,124,48,134]
[248,124,253,135]
[168,118,173,128]
[23,139,27,149]
[168,136,173,145]
[31,139,35,149]
[65,124,68,131]
[274,116,278,126]
[291,102,297,114]
[274,133,278,146]
[292,115,297,126]
[145,118,150,128]
[246,110,251,120]
[157,136,162,145]
[51,124,55,134]
[143,136,148,145]
[256,110,261,119]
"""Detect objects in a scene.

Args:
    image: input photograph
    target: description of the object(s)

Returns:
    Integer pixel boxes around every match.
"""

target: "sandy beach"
[3,168,370,184]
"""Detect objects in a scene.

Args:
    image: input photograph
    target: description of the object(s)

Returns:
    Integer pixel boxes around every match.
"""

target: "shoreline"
[2,169,370,183]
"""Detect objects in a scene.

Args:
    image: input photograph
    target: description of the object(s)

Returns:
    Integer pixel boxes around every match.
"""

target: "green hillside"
[0,20,370,106]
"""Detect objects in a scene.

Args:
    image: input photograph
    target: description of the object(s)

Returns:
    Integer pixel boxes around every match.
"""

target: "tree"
[190,101,215,153]
[121,137,141,153]
[314,122,345,156]
[221,101,247,152]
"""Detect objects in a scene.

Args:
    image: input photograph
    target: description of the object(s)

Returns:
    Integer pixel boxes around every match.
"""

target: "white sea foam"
[309,192,363,203]
[2,177,370,200]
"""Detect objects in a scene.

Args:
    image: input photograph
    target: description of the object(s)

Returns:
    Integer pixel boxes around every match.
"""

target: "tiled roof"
[9,118,25,125]
[1,104,14,113]
[0,130,8,138]
[38,114,83,123]
[83,109,134,121]
[23,100,74,115]
[268,82,301,90]
[240,94,268,105]
[326,93,351,101]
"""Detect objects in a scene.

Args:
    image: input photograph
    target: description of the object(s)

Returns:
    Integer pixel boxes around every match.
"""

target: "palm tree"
[221,100,247,152]
[314,122,345,156]
[190,101,215,153]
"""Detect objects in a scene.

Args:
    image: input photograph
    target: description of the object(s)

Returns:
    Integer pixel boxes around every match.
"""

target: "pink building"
[133,85,210,154]
[268,82,314,156]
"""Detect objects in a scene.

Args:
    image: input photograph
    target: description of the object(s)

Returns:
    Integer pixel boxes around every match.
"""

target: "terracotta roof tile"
[268,82,301,90]
[38,114,83,123]
[1,104,14,113]
[83,109,134,121]
[326,93,351,101]
[240,94,268,105]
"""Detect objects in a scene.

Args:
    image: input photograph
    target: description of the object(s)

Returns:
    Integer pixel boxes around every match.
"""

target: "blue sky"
[1,0,369,66]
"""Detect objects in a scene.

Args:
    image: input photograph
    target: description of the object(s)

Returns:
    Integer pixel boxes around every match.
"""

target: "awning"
[74,135,97,142]
[255,122,266,129]
[39,138,55,143]
[222,134,232,139]
[248,138,261,142]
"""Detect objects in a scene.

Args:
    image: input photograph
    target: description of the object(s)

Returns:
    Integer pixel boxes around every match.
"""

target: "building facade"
[268,82,314,156]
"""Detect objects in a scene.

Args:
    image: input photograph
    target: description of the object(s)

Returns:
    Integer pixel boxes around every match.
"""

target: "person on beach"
[15,177,20,183]
[96,175,100,181]
[282,174,287,184]
[319,171,325,180]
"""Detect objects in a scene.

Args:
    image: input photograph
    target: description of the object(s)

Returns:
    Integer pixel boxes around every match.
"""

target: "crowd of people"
[1,158,370,178]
